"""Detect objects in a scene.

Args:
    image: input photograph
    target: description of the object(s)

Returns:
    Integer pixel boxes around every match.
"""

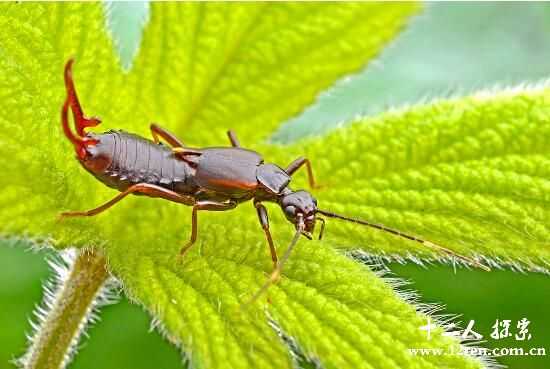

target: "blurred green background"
[1,2,549,368]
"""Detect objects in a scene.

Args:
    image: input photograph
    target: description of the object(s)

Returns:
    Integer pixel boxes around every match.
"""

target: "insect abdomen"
[91,131,197,194]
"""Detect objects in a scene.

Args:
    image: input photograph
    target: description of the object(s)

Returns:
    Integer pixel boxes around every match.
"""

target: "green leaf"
[120,2,419,145]
[114,233,483,369]
[0,2,500,369]
[270,87,550,270]
[0,3,124,242]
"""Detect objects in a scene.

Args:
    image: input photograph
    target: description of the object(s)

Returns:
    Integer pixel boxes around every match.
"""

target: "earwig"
[59,59,490,304]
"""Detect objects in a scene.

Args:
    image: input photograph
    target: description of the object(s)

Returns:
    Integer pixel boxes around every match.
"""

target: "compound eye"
[284,205,296,218]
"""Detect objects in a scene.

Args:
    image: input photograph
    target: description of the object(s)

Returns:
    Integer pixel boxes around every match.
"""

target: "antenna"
[242,221,304,308]
[316,209,490,271]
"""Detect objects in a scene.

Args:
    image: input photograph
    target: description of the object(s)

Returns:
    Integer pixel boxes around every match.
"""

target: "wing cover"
[256,163,290,194]
[194,148,263,194]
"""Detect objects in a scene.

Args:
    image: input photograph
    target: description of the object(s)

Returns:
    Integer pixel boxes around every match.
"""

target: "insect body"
[60,60,489,301]
[61,59,319,263]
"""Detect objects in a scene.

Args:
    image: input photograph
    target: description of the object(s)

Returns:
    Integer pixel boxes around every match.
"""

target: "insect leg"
[171,147,203,167]
[179,200,237,257]
[59,183,195,219]
[254,201,278,269]
[285,156,318,189]
[227,130,241,147]
[150,123,186,148]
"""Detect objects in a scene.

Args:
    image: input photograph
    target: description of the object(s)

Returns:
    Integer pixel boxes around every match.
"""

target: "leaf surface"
[269,88,550,270]
[0,3,505,369]
[122,2,418,145]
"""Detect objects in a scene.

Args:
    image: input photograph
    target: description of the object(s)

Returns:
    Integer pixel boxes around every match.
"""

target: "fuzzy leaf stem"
[20,248,110,369]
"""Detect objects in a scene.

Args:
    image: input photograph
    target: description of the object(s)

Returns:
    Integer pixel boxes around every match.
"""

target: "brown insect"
[60,60,489,303]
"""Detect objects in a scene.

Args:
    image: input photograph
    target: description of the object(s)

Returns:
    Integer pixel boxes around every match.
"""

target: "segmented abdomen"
[94,130,197,194]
